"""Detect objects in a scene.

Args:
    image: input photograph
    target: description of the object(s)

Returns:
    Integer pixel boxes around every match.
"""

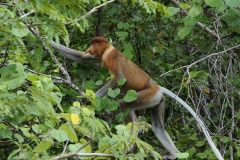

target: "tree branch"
[159,43,240,77]
[24,67,82,93]
[65,0,115,25]
[50,153,114,160]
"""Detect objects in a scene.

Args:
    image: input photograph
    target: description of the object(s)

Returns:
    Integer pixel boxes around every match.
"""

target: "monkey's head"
[85,37,109,59]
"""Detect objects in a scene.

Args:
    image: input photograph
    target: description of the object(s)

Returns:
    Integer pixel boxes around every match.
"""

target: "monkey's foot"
[163,155,178,160]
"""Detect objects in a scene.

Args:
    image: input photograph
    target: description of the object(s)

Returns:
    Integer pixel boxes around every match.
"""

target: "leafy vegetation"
[0,0,240,159]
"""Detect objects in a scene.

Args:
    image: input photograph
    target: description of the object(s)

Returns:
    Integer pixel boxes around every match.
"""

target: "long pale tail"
[160,86,224,160]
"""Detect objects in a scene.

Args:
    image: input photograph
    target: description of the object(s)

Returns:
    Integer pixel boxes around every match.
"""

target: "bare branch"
[187,43,240,68]
[65,0,116,25]
[160,43,240,77]
[50,153,114,160]
[20,10,34,18]
[82,0,115,18]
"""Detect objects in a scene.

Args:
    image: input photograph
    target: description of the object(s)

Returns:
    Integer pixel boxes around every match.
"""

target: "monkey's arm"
[51,41,98,62]
[95,83,109,98]
[96,73,125,98]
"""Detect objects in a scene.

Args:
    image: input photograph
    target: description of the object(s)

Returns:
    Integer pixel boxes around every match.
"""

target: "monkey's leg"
[151,99,180,160]
[120,84,164,154]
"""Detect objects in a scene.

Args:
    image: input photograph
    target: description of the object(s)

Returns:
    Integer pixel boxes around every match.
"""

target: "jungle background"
[0,0,240,159]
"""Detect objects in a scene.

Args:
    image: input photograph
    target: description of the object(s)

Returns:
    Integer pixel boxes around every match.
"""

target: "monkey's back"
[116,51,151,91]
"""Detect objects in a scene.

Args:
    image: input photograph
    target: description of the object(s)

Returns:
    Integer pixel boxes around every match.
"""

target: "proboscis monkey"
[51,38,223,160]
[85,37,179,159]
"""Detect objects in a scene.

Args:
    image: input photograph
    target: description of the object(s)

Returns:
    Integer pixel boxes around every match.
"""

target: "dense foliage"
[0,0,240,159]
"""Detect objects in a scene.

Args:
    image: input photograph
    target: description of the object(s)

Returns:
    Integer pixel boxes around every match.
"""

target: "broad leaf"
[106,100,119,111]
[189,5,202,17]
[68,143,85,153]
[178,26,193,39]
[225,0,240,8]
[123,90,137,102]
[108,88,120,98]
[176,152,189,159]
[50,129,68,142]
[60,124,78,142]
[33,141,51,153]
[117,78,126,86]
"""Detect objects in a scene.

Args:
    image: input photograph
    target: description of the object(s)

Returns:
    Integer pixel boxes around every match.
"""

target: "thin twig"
[20,10,34,18]
[159,43,240,77]
[61,140,69,156]
[75,140,92,153]
[66,0,115,25]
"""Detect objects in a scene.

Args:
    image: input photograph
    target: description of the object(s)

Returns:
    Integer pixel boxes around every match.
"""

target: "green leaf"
[184,16,199,26]
[106,100,119,111]
[123,90,137,102]
[10,23,29,38]
[176,152,189,159]
[237,146,240,157]
[178,26,193,39]
[20,127,34,138]
[108,88,120,98]
[196,141,205,147]
[223,8,240,33]
[168,7,180,17]
[197,152,207,158]
[180,3,190,9]
[117,22,130,30]
[132,11,143,21]
[192,38,216,52]
[73,101,81,107]
[95,97,108,111]
[82,107,92,116]
[205,0,224,8]
[60,124,78,142]
[220,136,230,143]
[123,50,133,60]
[32,124,42,134]
[68,143,85,153]
[189,5,202,17]
[50,129,68,142]
[118,78,126,86]
[0,127,12,139]
[0,62,25,91]
[235,113,240,119]
[225,0,240,8]
[14,134,24,143]
[186,147,196,158]
[7,149,21,160]
[115,31,129,39]
[83,80,95,90]
[33,141,51,152]
[95,80,103,86]
[189,71,199,78]
[115,124,128,136]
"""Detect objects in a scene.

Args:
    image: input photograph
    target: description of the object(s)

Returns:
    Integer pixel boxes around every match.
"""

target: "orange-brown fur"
[85,37,157,93]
